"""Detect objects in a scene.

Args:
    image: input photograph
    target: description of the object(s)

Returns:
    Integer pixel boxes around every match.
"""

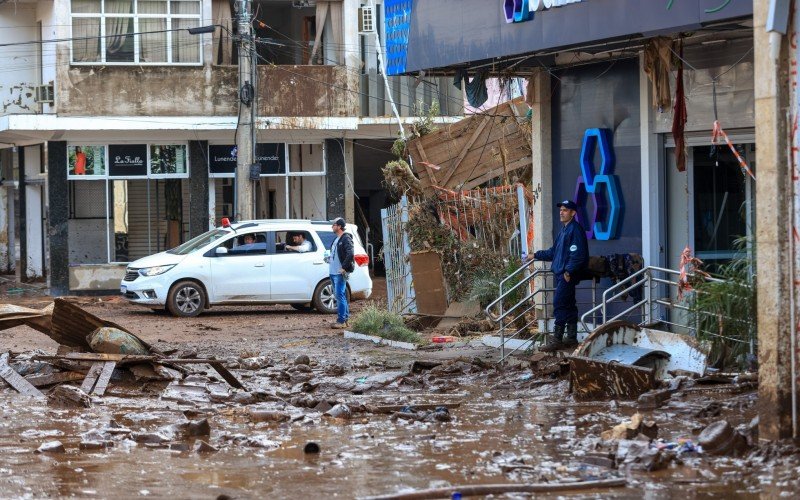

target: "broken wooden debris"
[407,96,532,195]
[364,478,627,500]
[365,402,462,414]
[79,361,117,396]
[32,352,244,389]
[49,385,92,407]
[0,353,45,398]
[24,371,86,388]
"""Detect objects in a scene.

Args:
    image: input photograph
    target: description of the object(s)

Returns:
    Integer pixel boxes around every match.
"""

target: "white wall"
[0,3,39,114]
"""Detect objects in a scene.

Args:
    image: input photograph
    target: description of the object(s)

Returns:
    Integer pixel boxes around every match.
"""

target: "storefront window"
[67,142,190,264]
[68,145,106,178]
[151,144,188,176]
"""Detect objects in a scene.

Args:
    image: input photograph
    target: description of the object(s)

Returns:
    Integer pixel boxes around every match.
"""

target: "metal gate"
[380,195,416,314]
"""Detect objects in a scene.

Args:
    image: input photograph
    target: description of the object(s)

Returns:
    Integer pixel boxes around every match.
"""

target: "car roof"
[231,219,360,231]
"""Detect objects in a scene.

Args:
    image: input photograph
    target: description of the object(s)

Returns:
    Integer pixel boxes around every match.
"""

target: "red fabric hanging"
[672,41,687,173]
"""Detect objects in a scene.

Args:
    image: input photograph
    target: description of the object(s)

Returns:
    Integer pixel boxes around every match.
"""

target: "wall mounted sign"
[573,128,622,240]
[209,145,238,175]
[504,0,584,23]
[256,143,286,175]
[109,144,147,177]
[209,143,286,177]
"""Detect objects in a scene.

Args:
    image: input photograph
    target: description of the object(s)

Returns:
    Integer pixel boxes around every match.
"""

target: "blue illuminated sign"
[503,0,585,23]
[573,128,622,241]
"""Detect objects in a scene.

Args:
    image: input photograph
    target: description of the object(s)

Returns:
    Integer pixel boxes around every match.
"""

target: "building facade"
[382,0,800,438]
[0,0,462,293]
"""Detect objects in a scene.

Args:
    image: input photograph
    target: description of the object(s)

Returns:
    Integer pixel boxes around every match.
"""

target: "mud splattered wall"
[55,63,358,118]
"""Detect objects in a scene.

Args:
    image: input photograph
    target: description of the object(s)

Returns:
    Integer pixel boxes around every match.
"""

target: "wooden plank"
[209,362,244,389]
[409,251,448,315]
[366,402,462,414]
[0,353,45,398]
[25,371,86,388]
[91,361,117,396]
[415,142,438,186]
[80,362,104,393]
[440,116,490,187]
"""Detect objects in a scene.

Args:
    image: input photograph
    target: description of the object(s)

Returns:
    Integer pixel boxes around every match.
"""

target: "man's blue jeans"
[330,273,349,324]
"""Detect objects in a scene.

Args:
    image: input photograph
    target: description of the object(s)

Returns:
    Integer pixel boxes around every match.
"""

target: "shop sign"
[504,0,584,23]
[109,144,147,177]
[209,144,286,176]
[574,128,622,240]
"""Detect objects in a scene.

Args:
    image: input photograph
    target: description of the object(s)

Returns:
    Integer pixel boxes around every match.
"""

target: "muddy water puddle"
[1,383,795,499]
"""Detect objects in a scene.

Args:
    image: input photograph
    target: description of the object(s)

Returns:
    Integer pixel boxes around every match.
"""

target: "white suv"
[120,219,373,317]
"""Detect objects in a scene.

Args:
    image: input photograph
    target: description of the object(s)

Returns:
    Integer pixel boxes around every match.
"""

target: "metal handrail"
[580,265,740,338]
[485,266,548,319]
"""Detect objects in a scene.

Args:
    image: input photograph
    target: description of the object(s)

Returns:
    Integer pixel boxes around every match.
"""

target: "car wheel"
[312,279,350,314]
[290,303,314,312]
[312,279,338,314]
[167,280,206,317]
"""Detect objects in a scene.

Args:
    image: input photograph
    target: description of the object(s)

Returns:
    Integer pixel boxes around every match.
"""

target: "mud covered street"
[1,290,799,499]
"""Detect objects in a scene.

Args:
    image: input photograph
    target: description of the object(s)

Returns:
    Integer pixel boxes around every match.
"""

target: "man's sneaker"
[331,321,349,330]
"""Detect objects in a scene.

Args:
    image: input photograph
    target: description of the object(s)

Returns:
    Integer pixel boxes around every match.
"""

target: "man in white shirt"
[286,232,312,253]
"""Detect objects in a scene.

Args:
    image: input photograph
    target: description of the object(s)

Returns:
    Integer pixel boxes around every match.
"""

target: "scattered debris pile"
[0,299,242,399]
[406,96,531,196]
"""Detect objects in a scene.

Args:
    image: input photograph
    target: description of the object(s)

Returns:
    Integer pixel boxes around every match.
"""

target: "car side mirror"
[215,247,228,255]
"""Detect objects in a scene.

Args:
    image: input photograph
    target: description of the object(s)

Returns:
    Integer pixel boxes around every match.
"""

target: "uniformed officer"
[531,199,589,351]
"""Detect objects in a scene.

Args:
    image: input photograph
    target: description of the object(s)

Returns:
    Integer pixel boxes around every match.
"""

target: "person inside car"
[236,233,263,253]
[286,232,312,253]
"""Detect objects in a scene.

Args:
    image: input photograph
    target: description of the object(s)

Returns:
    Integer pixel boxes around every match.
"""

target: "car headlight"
[138,265,175,277]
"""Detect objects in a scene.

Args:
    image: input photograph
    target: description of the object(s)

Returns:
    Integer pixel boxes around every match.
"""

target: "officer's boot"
[539,324,565,352]
[562,322,579,349]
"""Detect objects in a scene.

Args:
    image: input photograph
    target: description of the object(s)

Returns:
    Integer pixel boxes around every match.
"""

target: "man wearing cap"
[531,199,589,351]
[329,217,355,329]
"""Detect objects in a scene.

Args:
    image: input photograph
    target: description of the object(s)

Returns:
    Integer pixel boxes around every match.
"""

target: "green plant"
[350,304,422,344]
[391,137,407,158]
[410,100,440,137]
[688,237,756,370]
[468,257,523,309]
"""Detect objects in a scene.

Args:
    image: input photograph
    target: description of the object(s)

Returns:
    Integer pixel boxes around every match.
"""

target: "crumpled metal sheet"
[50,299,155,353]
[590,344,670,368]
[0,303,53,335]
[573,320,708,378]
[569,355,656,401]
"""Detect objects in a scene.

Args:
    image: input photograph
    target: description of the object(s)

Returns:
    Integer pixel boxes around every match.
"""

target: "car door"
[208,232,271,302]
[268,229,324,300]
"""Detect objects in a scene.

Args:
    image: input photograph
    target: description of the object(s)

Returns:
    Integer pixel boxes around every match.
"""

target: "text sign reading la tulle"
[504,0,584,23]
[109,144,148,177]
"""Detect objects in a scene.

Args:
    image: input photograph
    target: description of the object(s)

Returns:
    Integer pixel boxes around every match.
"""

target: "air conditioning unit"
[34,83,54,104]
[359,5,375,33]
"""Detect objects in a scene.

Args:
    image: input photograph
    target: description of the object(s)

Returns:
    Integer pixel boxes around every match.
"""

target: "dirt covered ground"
[1,280,800,499]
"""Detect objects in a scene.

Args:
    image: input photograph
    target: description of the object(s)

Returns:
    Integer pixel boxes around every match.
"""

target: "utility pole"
[235,0,256,221]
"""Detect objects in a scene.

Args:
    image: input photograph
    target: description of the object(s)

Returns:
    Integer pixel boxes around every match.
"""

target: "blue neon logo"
[573,128,623,241]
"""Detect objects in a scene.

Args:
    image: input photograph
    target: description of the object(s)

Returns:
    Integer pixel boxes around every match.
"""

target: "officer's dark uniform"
[533,200,589,349]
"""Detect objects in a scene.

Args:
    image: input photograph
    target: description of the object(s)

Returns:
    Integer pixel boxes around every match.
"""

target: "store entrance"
[666,142,755,274]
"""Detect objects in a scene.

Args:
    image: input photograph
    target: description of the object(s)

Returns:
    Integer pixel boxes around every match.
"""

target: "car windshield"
[167,228,231,255]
